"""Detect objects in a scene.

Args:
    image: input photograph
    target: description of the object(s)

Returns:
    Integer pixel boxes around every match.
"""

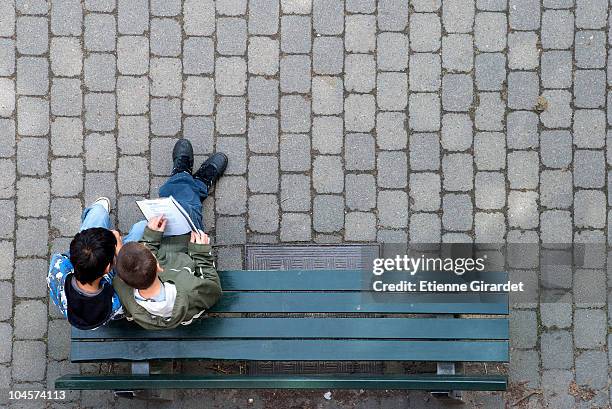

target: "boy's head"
[69,228,117,285]
[116,242,159,290]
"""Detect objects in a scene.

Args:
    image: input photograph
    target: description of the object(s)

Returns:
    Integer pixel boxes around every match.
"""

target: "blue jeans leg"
[79,203,112,232]
[158,172,207,231]
[123,220,148,243]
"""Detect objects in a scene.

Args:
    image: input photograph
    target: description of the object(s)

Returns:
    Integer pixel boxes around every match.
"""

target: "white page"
[136,196,195,236]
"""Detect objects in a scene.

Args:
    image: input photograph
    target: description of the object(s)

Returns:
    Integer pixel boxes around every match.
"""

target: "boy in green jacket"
[113,139,227,329]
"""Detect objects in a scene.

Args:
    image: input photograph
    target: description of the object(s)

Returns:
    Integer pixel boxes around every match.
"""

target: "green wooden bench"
[55,269,509,401]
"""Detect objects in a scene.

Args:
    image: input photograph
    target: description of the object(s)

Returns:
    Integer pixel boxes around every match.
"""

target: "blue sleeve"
[47,254,70,318]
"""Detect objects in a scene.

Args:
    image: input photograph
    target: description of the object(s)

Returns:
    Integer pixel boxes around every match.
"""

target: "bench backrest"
[70,270,509,363]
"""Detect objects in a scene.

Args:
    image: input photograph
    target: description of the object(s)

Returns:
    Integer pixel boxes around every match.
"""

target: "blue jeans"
[80,205,147,244]
[158,171,208,231]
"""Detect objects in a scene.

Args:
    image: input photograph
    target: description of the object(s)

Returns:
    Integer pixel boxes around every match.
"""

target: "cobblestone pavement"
[0,0,611,408]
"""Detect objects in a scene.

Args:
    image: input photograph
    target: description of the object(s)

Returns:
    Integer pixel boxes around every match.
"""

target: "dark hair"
[69,228,117,285]
[116,242,158,290]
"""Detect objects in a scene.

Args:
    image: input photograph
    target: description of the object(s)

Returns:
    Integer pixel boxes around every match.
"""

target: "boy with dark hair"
[48,197,148,330]
[113,139,226,329]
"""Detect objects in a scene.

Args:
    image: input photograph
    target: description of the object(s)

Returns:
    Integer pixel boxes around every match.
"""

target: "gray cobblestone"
[442,35,473,72]
[410,13,441,52]
[576,0,607,29]
[84,53,116,92]
[118,116,148,155]
[410,173,441,211]
[509,0,540,30]
[475,92,504,131]
[150,18,181,57]
[442,153,473,191]
[280,213,311,242]
[50,38,81,78]
[574,70,606,108]
[150,0,179,16]
[84,14,115,52]
[576,350,608,390]
[313,156,343,194]
[442,194,473,231]
[345,133,375,171]
[441,113,472,151]
[344,54,375,93]
[0,120,14,158]
[117,76,148,116]
[249,117,278,154]
[541,210,572,243]
[281,174,310,212]
[313,37,343,75]
[574,269,606,308]
[249,156,279,193]
[280,134,310,171]
[50,198,81,236]
[17,97,48,136]
[184,0,214,36]
[51,0,81,35]
[51,78,82,117]
[248,37,279,76]
[281,95,310,133]
[508,31,539,70]
[377,112,406,150]
[540,89,572,128]
[508,151,538,190]
[312,76,342,115]
[0,39,14,77]
[541,170,572,209]
[0,281,12,320]
[410,133,440,171]
[510,309,537,348]
[184,37,213,75]
[377,151,407,189]
[378,0,408,31]
[280,55,311,93]
[14,300,47,338]
[118,0,147,35]
[474,12,507,51]
[17,57,47,96]
[0,201,15,238]
[150,138,176,176]
[313,0,343,35]
[508,191,538,229]
[574,109,606,148]
[377,32,408,71]
[507,111,538,149]
[12,341,46,381]
[150,58,182,97]
[217,18,247,56]
[475,53,506,91]
[408,93,440,131]
[84,93,116,132]
[575,31,606,69]
[0,78,15,118]
[510,350,540,388]
[17,178,49,217]
[312,116,342,154]
[377,72,407,111]
[345,212,376,242]
[443,0,474,33]
[541,10,574,49]
[474,132,505,170]
[313,195,344,233]
[118,156,149,195]
[0,322,10,362]
[217,137,246,175]
[507,71,539,110]
[345,174,375,211]
[16,218,48,257]
[216,176,247,215]
[17,137,48,176]
[281,15,311,54]
[85,133,115,172]
[17,16,47,55]
[574,150,605,188]
[85,0,115,12]
[0,241,13,280]
[248,195,279,234]
[575,190,606,228]
[475,172,505,209]
[249,0,278,35]
[410,213,441,243]
[410,53,440,92]
[477,0,507,10]
[346,0,374,13]
[541,51,572,88]
[541,302,572,328]
[216,57,247,96]
[345,94,375,132]
[378,190,408,228]
[217,97,246,135]
[474,212,505,243]
[346,14,376,53]
[184,77,214,116]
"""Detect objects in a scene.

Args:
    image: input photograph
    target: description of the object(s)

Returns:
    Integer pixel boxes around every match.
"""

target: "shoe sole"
[93,197,111,213]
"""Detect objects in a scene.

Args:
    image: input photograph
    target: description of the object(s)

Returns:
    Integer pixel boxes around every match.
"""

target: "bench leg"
[430,362,464,404]
[113,362,175,401]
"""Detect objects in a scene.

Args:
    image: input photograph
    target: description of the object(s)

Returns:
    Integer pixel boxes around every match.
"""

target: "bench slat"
[55,374,508,391]
[220,270,509,291]
[71,339,509,362]
[72,317,509,340]
[210,292,509,314]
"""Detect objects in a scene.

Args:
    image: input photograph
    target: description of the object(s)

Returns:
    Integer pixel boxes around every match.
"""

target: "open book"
[136,196,198,236]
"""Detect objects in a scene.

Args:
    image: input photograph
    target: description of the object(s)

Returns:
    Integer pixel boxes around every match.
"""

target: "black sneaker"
[194,152,228,190]
[171,139,194,175]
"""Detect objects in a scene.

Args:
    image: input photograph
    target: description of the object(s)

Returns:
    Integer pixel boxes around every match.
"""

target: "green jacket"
[113,227,222,330]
